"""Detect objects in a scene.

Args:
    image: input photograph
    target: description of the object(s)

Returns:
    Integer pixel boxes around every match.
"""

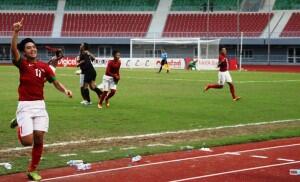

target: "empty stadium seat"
[61,14,152,37]
[273,0,300,10]
[65,0,159,11]
[281,13,300,37]
[0,13,54,36]
[163,13,272,37]
[0,0,57,10]
[171,0,239,11]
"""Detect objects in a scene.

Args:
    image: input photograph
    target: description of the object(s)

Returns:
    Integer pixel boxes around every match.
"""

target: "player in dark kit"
[98,50,121,109]
[204,48,240,101]
[11,18,73,181]
[77,43,102,106]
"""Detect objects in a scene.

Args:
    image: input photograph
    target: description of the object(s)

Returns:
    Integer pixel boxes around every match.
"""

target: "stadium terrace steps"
[0,0,57,10]
[61,14,152,37]
[163,13,273,37]
[0,13,54,36]
[64,0,159,11]
[281,12,300,37]
[171,0,240,11]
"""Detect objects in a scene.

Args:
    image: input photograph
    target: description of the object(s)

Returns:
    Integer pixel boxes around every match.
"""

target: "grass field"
[0,65,300,174]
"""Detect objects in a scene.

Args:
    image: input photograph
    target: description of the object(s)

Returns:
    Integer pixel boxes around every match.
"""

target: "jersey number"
[35,69,42,78]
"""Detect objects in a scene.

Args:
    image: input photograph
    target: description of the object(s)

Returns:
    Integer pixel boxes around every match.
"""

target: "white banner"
[93,58,218,70]
[58,57,218,70]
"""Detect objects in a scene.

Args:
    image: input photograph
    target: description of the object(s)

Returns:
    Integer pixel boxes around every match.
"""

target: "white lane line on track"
[90,150,109,154]
[169,161,300,182]
[224,152,241,156]
[41,142,300,181]
[250,155,268,159]
[277,158,295,162]
[1,118,299,153]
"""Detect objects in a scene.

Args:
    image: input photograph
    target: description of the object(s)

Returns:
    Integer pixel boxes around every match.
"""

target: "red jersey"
[14,58,56,101]
[105,59,121,77]
[218,53,229,72]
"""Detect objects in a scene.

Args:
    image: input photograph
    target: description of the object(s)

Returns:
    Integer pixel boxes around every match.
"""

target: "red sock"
[28,143,43,172]
[99,91,108,105]
[105,90,116,102]
[207,84,223,89]
[229,83,236,99]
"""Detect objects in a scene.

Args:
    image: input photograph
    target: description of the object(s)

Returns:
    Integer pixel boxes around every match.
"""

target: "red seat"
[281,13,300,37]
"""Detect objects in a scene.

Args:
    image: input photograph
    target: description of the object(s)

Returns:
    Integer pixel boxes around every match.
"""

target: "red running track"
[242,65,300,73]
[1,137,300,182]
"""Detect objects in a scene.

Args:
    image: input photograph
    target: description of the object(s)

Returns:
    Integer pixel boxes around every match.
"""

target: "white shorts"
[49,65,56,73]
[16,100,49,137]
[98,75,117,92]
[80,74,85,87]
[218,71,232,85]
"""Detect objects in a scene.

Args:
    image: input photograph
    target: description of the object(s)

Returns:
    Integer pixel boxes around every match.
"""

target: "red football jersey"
[14,58,56,101]
[105,60,121,77]
[218,53,229,72]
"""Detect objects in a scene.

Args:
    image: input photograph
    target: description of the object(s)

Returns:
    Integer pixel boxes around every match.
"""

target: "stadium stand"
[163,13,272,37]
[273,0,300,10]
[0,13,54,36]
[242,0,264,12]
[281,12,300,37]
[61,14,152,37]
[64,0,159,11]
[0,0,57,10]
[171,0,239,11]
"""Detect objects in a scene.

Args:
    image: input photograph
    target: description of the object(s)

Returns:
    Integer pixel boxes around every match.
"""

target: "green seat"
[65,0,159,11]
[171,0,240,11]
[0,0,57,10]
[273,0,300,10]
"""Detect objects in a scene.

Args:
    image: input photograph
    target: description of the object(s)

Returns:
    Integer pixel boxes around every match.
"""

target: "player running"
[97,50,121,109]
[11,18,73,181]
[10,48,64,128]
[204,48,241,101]
[158,49,170,73]
[77,43,102,106]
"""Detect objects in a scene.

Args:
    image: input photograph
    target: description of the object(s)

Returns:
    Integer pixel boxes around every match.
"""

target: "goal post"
[130,38,220,70]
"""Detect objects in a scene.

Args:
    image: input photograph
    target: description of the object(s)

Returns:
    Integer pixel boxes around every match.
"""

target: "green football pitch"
[0,66,300,174]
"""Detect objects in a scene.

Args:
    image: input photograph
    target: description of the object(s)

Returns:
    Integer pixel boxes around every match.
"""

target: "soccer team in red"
[10,18,239,181]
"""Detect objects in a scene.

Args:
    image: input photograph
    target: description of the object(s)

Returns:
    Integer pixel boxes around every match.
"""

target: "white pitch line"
[120,147,137,150]
[169,161,300,182]
[90,150,109,154]
[41,142,300,181]
[1,118,299,153]
[277,158,295,162]
[250,155,268,159]
[147,143,173,147]
[59,153,77,157]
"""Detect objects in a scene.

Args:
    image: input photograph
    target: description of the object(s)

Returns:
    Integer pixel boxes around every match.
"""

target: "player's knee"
[21,139,33,146]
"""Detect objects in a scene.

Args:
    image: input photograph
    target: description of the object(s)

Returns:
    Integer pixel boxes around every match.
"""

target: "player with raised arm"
[98,50,121,109]
[11,18,72,181]
[204,48,240,101]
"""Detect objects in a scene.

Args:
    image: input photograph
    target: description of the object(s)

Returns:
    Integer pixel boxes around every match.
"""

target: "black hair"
[112,50,120,57]
[82,42,89,50]
[17,38,36,52]
[55,49,62,57]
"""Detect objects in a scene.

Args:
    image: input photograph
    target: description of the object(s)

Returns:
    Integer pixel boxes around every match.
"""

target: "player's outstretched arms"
[52,80,73,98]
[11,18,23,63]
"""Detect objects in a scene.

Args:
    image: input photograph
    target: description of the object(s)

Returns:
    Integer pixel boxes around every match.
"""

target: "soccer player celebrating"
[77,43,102,105]
[11,18,73,181]
[47,47,64,73]
[98,50,121,109]
[158,48,170,73]
[204,48,241,101]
